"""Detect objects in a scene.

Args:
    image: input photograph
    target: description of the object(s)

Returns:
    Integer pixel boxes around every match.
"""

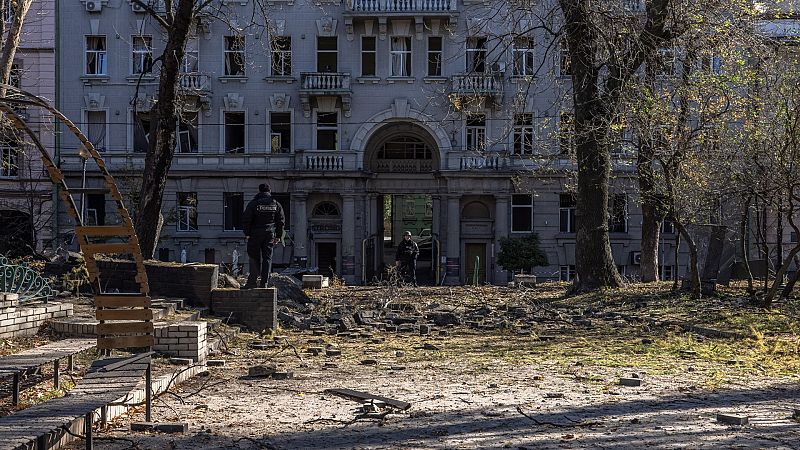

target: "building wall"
[56,0,686,283]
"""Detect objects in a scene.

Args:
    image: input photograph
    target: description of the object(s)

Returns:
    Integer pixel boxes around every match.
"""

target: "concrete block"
[717,414,748,426]
[153,423,189,434]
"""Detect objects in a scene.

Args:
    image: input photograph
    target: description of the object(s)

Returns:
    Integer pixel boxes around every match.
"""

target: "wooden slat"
[75,225,133,237]
[96,322,154,335]
[96,309,153,321]
[82,243,136,255]
[95,295,151,308]
[324,388,412,411]
[97,335,154,350]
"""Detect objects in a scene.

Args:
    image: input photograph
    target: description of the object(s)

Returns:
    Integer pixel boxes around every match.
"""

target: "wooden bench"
[0,339,96,406]
[0,352,152,450]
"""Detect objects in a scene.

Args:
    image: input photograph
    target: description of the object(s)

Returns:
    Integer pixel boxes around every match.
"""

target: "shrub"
[497,234,548,274]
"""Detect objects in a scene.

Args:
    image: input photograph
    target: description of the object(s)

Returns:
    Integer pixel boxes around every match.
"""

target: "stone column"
[445,195,461,284]
[291,194,308,263]
[341,194,356,281]
[494,195,510,284]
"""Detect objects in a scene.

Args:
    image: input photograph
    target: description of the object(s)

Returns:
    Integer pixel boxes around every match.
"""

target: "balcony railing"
[179,72,211,92]
[451,73,503,94]
[372,159,434,173]
[459,155,509,170]
[300,72,351,92]
[347,0,456,12]
[305,154,345,171]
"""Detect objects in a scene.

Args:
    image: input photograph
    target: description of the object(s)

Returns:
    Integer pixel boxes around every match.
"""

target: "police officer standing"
[241,183,285,289]
[395,230,419,286]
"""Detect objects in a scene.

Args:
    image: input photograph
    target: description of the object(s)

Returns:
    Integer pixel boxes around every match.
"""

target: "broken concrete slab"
[717,413,749,426]
[248,365,277,377]
[154,423,189,434]
[619,378,642,387]
[325,388,411,411]
[207,360,226,367]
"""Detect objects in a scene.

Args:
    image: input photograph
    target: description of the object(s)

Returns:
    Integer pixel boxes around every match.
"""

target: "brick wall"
[210,288,277,332]
[0,293,73,338]
[153,322,208,362]
[96,259,219,306]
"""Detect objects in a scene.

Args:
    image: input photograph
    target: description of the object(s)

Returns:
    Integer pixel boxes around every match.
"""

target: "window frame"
[270,35,292,76]
[177,111,199,154]
[512,113,535,155]
[176,192,198,232]
[223,192,245,231]
[390,36,412,77]
[85,35,108,76]
[360,35,377,77]
[131,35,154,75]
[560,265,576,281]
[559,193,577,234]
[316,36,338,73]
[223,110,247,154]
[512,36,535,76]
[315,110,339,151]
[223,35,246,77]
[511,194,534,233]
[465,113,487,152]
[0,142,19,178]
[466,36,487,73]
[269,110,293,153]
[84,109,110,152]
[609,193,628,233]
[427,36,443,77]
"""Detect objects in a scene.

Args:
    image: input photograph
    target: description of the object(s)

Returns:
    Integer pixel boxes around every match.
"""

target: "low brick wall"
[210,288,277,332]
[0,293,73,338]
[153,321,208,362]
[96,259,219,307]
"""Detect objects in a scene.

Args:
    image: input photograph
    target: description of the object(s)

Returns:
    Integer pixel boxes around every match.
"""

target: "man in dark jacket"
[241,183,285,289]
[395,230,419,286]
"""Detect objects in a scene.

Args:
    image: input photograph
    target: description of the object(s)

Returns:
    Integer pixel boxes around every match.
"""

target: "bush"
[497,234,548,273]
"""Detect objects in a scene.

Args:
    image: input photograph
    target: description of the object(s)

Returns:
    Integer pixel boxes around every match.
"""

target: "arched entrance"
[365,122,440,173]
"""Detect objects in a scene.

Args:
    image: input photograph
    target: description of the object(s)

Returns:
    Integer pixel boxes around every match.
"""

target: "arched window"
[462,201,490,220]
[312,201,340,217]
[376,136,432,160]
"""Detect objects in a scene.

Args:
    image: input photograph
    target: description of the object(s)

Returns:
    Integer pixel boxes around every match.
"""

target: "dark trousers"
[246,233,274,287]
[398,258,417,285]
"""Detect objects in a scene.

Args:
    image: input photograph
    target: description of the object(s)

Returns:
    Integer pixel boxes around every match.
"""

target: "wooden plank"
[95,295,151,308]
[324,388,411,411]
[97,335,154,349]
[96,309,153,321]
[97,322,154,335]
[82,242,136,255]
[75,225,133,237]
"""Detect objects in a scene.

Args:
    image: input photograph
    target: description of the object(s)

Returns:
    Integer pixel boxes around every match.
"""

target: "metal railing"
[459,155,509,170]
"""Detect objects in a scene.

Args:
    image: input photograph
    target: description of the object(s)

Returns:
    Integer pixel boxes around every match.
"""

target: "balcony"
[295,150,358,172]
[299,72,352,118]
[458,154,509,171]
[372,159,434,173]
[178,72,211,95]
[347,0,456,13]
[449,73,503,110]
[344,0,457,41]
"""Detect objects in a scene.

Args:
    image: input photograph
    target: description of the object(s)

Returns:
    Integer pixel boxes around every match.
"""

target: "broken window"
[224,111,245,153]
[132,35,153,74]
[86,110,107,152]
[361,36,376,77]
[316,112,338,151]
[133,110,152,153]
[428,36,442,77]
[317,37,338,72]
[559,193,576,233]
[512,113,534,155]
[223,192,244,231]
[391,36,412,77]
[511,194,534,233]
[85,35,107,75]
[271,36,292,76]
[609,193,628,233]
[270,112,291,153]
[224,35,245,76]
[85,194,106,226]
[513,36,535,76]
[466,37,487,73]
[465,114,486,152]
[177,111,198,153]
[177,192,198,232]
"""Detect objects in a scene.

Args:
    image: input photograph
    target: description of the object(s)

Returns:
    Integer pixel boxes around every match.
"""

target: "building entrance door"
[316,242,337,278]
[464,243,486,285]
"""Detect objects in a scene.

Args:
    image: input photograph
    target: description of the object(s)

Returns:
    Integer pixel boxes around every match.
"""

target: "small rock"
[248,365,277,377]
[619,378,642,387]
[307,347,324,356]
[153,423,189,434]
[531,374,543,381]
[717,413,748,426]
[390,365,406,371]
[545,392,564,399]
[488,383,498,388]
[326,348,342,357]
[206,360,226,367]
[169,358,193,366]
[360,359,378,365]
[419,324,431,335]
[130,422,154,432]
[395,350,405,357]
[630,418,640,424]
[641,338,653,345]
[423,343,440,351]
[270,371,294,380]
[323,362,338,369]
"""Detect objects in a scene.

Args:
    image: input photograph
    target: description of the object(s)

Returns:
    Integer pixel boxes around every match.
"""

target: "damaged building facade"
[55,0,682,285]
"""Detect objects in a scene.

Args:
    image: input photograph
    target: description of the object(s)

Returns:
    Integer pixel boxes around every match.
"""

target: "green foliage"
[497,234,548,273]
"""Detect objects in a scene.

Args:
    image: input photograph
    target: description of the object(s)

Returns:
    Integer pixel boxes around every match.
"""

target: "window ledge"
[126,75,157,84]
[356,76,381,84]
[387,76,415,84]
[264,76,295,84]
[80,75,110,85]
[423,76,448,84]
[219,76,248,83]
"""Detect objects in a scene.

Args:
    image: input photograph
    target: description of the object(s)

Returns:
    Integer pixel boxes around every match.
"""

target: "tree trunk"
[675,221,700,298]
[781,256,799,299]
[762,243,800,307]
[134,0,195,258]
[0,0,33,93]
[740,196,754,293]
[672,231,681,291]
[638,141,661,282]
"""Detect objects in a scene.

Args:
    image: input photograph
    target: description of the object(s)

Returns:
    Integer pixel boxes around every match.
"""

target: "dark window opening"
[317,37,338,72]
[316,112,338,150]
[559,193,576,233]
[224,111,246,153]
[511,194,533,232]
[85,194,106,226]
[270,112,291,153]
[224,192,244,231]
[361,36,376,76]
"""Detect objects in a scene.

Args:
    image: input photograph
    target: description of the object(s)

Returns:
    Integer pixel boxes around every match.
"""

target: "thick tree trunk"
[0,0,33,93]
[638,141,661,282]
[134,0,195,258]
[675,221,700,298]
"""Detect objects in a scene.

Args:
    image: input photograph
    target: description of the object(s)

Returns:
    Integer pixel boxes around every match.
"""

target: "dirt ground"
[66,284,800,450]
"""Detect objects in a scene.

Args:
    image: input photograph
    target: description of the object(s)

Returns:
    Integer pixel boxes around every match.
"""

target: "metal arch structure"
[0,84,153,351]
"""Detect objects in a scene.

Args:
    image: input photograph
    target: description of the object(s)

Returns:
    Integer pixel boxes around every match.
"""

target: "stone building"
[0,0,56,256]
[55,0,684,284]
